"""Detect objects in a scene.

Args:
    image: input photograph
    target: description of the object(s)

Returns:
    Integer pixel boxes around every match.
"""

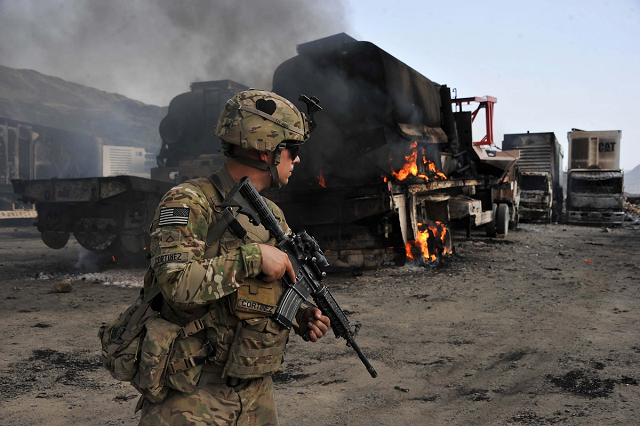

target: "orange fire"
[390,141,447,182]
[318,169,326,188]
[405,221,451,263]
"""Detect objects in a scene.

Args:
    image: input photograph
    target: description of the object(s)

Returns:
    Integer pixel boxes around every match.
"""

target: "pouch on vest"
[133,316,182,404]
[98,292,159,382]
[164,333,206,393]
[207,320,236,369]
[229,278,283,320]
[223,319,290,379]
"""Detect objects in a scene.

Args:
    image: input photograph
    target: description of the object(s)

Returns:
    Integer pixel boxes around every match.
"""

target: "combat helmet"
[214,89,312,188]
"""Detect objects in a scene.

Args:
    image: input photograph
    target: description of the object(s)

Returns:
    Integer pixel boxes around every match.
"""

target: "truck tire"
[497,203,509,236]
[41,232,70,249]
[486,203,498,237]
[74,232,118,252]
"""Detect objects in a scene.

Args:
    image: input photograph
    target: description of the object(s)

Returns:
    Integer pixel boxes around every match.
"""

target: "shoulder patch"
[158,207,190,226]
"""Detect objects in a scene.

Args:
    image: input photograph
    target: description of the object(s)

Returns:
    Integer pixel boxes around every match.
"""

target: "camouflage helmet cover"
[214,90,309,153]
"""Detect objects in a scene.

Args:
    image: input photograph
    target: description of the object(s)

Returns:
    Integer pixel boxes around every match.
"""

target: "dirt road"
[1,223,639,425]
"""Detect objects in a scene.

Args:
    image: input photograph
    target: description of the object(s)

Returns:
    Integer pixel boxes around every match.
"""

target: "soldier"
[138,90,331,425]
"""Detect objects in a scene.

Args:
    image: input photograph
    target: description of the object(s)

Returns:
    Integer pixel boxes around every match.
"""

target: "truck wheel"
[486,203,497,237]
[74,232,118,251]
[497,203,509,236]
[41,232,70,249]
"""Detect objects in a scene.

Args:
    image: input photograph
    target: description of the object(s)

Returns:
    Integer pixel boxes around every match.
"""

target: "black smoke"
[0,0,350,106]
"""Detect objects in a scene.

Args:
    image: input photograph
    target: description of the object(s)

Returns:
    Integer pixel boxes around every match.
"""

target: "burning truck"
[13,34,519,267]
[265,34,520,268]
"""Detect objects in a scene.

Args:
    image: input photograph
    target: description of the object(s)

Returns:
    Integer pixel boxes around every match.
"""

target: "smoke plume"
[0,0,350,106]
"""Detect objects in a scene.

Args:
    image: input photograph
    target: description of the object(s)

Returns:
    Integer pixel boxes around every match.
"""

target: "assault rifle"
[221,177,378,378]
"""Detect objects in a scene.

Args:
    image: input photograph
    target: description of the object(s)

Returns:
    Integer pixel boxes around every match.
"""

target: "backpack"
[98,272,215,403]
[98,285,159,382]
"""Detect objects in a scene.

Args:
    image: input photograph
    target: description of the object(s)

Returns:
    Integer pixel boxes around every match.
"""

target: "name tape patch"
[152,251,192,266]
[237,298,276,314]
[158,207,190,226]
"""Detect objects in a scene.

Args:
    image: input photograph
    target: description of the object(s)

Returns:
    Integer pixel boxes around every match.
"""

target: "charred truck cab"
[267,34,520,268]
[566,129,624,225]
[503,132,564,223]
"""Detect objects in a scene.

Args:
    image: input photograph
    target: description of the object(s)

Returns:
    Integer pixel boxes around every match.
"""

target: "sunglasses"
[285,144,300,159]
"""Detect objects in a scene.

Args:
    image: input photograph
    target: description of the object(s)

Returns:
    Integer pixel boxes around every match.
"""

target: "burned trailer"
[13,176,172,253]
[13,80,247,258]
[268,34,517,268]
[566,129,624,225]
[503,132,564,223]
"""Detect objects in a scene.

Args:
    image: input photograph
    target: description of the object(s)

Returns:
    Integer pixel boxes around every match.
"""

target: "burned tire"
[74,232,118,251]
[41,231,70,249]
[486,203,498,237]
[497,203,509,236]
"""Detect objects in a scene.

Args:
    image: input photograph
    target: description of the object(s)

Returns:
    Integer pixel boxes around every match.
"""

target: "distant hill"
[0,64,166,151]
[625,164,640,194]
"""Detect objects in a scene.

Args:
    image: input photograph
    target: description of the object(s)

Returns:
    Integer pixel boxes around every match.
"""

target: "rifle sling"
[204,173,248,246]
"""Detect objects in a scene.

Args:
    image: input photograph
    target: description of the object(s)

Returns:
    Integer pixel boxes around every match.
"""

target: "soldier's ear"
[259,151,271,162]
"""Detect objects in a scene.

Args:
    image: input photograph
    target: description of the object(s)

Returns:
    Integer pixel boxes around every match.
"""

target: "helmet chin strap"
[229,144,285,189]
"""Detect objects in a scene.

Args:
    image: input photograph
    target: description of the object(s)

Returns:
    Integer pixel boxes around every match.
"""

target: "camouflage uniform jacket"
[146,165,304,383]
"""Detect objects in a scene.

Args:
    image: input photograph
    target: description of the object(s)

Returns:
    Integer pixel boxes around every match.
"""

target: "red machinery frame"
[451,96,497,146]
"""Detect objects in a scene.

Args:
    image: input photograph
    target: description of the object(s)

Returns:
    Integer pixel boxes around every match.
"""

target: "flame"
[405,221,450,263]
[390,141,447,182]
[426,161,448,179]
[428,221,451,255]
[392,143,420,181]
[405,241,416,260]
[111,256,116,263]
[318,169,326,188]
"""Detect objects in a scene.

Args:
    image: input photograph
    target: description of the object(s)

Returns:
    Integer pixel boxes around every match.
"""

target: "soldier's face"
[277,147,300,186]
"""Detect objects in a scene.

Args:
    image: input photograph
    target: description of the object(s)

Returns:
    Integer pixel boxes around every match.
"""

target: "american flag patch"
[158,207,190,226]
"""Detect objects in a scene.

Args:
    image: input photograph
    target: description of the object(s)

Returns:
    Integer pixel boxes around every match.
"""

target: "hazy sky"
[0,0,638,170]
[345,0,640,171]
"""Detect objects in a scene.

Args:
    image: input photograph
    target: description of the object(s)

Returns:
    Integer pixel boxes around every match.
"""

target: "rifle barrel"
[348,336,378,378]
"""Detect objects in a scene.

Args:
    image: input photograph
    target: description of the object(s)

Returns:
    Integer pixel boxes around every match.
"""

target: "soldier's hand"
[258,244,296,283]
[299,307,330,342]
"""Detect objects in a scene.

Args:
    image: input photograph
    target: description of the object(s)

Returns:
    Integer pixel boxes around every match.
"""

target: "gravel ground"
[1,222,639,425]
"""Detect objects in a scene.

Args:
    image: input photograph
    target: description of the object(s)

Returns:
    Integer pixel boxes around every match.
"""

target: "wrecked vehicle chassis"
[270,175,504,270]
[12,176,173,257]
[392,175,507,238]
